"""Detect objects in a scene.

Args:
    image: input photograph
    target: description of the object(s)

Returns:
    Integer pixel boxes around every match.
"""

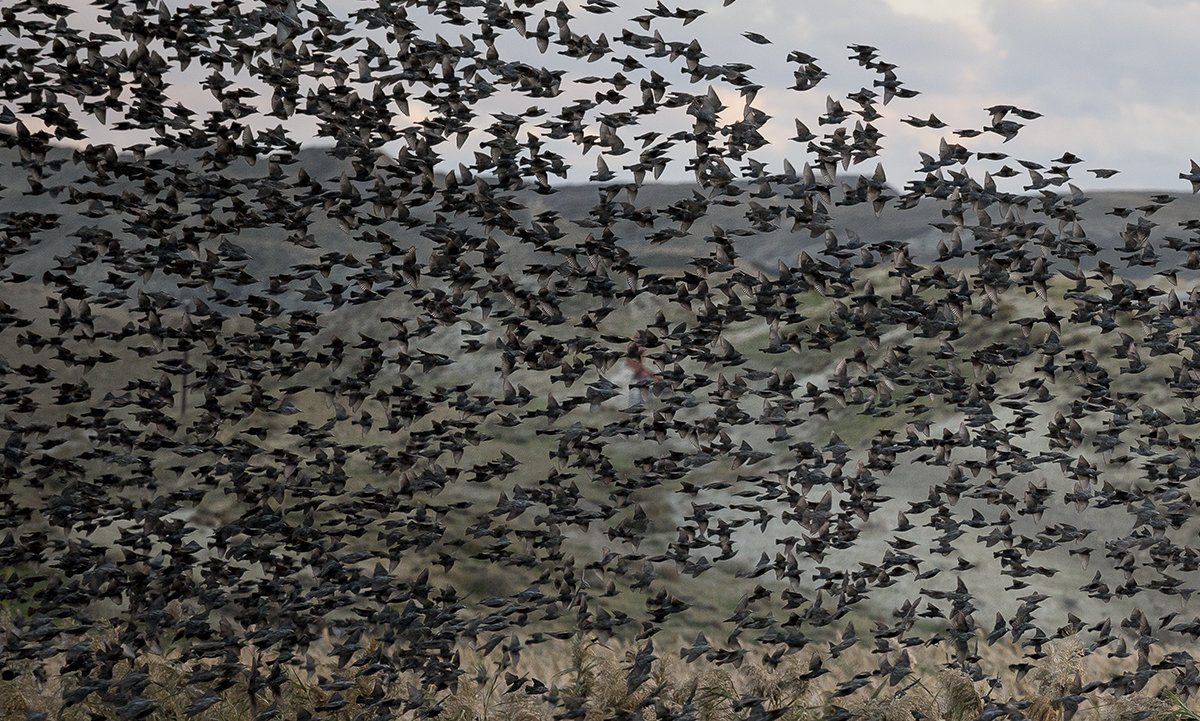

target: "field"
[2,610,1195,721]
[8,1,1200,719]
[4,237,1200,720]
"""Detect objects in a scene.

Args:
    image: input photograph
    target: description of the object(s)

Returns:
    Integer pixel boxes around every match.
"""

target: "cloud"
[685,0,1200,188]
[30,0,1200,189]
[880,0,999,54]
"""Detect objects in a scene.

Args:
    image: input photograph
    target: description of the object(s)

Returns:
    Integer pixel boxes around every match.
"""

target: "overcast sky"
[14,0,1200,192]
[402,0,1200,191]
[379,0,1200,192]
[695,0,1200,191]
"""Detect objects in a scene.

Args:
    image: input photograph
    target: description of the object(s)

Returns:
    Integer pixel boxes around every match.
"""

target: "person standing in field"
[626,345,661,409]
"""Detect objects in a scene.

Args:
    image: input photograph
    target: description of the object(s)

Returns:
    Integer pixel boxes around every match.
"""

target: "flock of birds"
[5,0,1200,718]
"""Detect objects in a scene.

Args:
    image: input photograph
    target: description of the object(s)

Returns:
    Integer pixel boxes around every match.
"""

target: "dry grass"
[2,609,1197,721]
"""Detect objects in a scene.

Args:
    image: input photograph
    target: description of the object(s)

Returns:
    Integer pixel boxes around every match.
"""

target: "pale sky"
[11,0,1200,191]
[633,0,1200,191]
[789,0,1200,190]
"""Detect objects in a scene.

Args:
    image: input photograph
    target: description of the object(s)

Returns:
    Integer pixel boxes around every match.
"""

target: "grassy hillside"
[5,134,1200,721]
